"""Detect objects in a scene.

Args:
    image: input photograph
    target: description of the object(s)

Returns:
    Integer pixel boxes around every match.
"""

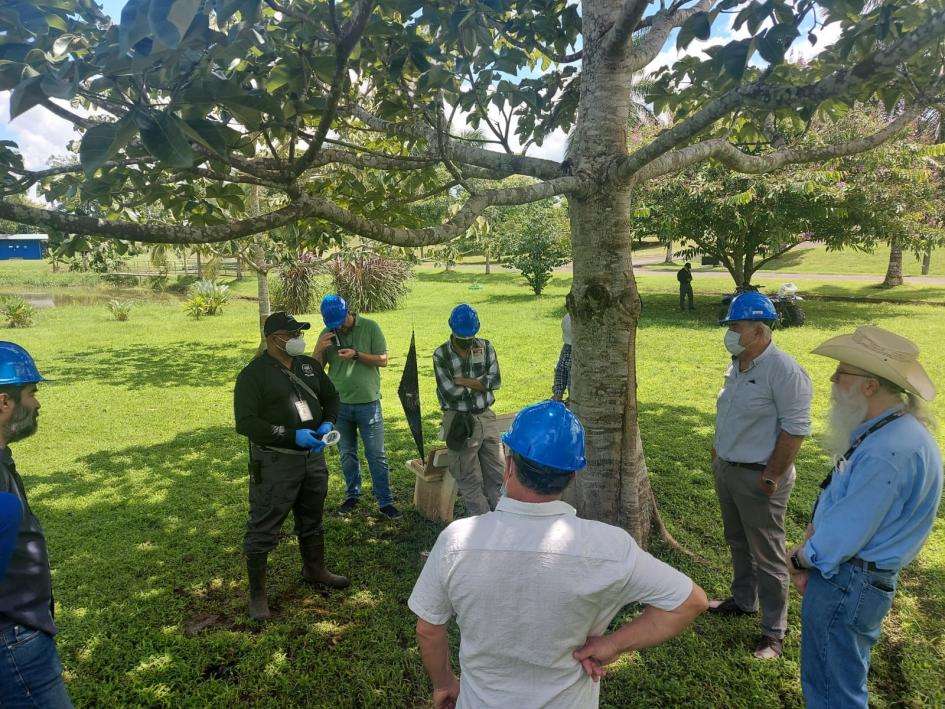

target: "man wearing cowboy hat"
[788,325,943,709]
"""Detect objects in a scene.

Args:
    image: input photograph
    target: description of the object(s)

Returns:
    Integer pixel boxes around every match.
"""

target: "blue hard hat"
[320,294,349,330]
[720,291,777,325]
[502,400,587,472]
[448,304,480,337]
[0,342,44,386]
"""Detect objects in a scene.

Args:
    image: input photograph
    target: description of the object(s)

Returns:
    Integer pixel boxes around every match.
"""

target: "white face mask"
[284,336,306,357]
[724,329,745,356]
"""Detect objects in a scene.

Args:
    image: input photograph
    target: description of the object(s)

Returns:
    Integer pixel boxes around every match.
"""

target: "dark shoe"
[299,534,350,589]
[379,504,402,520]
[707,597,756,616]
[337,497,359,515]
[246,553,270,621]
[753,635,783,660]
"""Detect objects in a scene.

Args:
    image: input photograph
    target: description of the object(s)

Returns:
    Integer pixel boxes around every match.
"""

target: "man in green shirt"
[314,295,401,519]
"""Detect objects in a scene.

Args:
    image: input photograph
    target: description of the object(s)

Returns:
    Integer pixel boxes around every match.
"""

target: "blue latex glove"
[295,429,320,448]
[314,422,333,437]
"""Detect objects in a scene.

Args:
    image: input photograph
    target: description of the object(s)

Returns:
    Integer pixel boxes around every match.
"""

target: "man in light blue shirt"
[788,326,943,709]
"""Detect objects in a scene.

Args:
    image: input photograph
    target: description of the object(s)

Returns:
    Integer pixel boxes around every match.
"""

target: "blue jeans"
[801,561,898,709]
[0,624,73,708]
[336,401,392,507]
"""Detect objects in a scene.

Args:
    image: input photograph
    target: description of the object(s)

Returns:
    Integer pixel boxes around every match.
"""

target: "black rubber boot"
[246,552,271,620]
[299,534,350,589]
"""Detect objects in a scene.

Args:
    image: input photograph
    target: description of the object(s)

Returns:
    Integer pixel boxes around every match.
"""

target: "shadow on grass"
[39,424,442,707]
[48,342,252,389]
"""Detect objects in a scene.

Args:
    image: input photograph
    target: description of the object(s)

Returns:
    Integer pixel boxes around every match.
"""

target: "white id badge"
[294,400,314,422]
[470,347,485,366]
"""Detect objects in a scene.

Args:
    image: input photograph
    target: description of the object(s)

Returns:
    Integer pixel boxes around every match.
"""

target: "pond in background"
[0,291,184,308]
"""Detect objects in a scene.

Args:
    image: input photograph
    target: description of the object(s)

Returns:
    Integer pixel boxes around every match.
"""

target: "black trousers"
[243,448,328,554]
[679,283,694,308]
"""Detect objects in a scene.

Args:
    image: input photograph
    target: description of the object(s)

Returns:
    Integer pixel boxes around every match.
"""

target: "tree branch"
[38,100,94,130]
[753,239,805,271]
[487,18,582,63]
[344,105,565,180]
[618,8,945,182]
[629,107,919,185]
[605,0,651,58]
[293,0,376,175]
[0,176,585,247]
[626,0,714,71]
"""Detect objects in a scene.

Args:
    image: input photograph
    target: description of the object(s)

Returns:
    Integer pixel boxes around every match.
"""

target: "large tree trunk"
[663,241,673,264]
[921,247,931,276]
[566,0,659,547]
[485,249,491,274]
[196,251,203,279]
[883,239,904,287]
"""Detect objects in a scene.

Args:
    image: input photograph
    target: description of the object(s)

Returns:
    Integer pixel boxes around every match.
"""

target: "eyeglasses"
[832,368,875,380]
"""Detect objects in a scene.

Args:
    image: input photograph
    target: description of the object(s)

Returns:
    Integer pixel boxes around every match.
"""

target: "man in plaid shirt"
[433,304,504,515]
[552,313,572,401]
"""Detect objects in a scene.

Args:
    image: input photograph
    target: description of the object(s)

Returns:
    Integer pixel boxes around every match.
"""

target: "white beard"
[823,384,869,465]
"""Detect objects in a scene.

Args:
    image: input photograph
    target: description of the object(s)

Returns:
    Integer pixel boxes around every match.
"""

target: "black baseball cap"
[263,311,312,337]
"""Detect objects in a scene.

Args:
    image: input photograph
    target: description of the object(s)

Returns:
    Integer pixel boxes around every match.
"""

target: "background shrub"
[184,280,230,318]
[107,299,133,321]
[1,296,35,328]
[325,253,412,312]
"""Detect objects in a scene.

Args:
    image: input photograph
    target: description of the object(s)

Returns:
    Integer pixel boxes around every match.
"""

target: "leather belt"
[722,459,766,472]
[849,557,894,573]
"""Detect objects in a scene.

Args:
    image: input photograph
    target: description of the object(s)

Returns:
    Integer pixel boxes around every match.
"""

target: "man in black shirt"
[0,342,73,707]
[234,312,348,621]
[677,262,694,310]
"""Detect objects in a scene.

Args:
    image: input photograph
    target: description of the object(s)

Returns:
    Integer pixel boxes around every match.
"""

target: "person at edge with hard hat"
[312,295,401,519]
[408,401,708,709]
[0,342,73,706]
[234,312,348,621]
[432,304,504,516]
[708,291,813,660]
[787,326,942,709]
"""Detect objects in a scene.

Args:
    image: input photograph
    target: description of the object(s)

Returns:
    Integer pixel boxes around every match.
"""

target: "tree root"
[648,488,709,565]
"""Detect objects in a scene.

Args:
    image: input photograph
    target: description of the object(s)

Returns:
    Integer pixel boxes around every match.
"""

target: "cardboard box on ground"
[410,412,517,523]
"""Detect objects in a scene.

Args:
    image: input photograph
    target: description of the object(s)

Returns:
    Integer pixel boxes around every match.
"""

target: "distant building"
[0,234,48,260]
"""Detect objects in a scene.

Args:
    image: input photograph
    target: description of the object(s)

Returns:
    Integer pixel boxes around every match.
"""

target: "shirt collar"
[733,340,776,373]
[850,404,906,442]
[495,497,576,517]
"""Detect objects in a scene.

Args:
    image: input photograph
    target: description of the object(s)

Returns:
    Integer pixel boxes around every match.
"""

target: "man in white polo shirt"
[408,400,707,708]
[710,291,813,660]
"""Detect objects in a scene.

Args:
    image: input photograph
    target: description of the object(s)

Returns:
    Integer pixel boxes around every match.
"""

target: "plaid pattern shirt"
[552,344,572,398]
[433,337,501,412]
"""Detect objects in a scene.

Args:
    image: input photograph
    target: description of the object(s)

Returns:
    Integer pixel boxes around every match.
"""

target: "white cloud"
[789,21,843,62]
[0,93,85,170]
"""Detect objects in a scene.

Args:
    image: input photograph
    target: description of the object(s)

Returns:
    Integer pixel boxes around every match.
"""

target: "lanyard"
[811,409,904,518]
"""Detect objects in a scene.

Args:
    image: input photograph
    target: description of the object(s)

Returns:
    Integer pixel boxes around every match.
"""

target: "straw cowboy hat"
[812,325,936,401]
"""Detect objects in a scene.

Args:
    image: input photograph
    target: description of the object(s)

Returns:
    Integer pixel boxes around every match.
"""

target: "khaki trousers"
[442,408,504,516]
[713,457,795,639]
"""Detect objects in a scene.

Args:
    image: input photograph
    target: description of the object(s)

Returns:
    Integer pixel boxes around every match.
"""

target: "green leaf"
[140,113,194,168]
[118,0,150,54]
[677,11,712,50]
[79,118,137,177]
[213,0,244,25]
[147,0,202,49]
[919,143,945,157]
[720,41,750,81]
[40,73,76,100]
[9,76,45,120]
[179,118,229,159]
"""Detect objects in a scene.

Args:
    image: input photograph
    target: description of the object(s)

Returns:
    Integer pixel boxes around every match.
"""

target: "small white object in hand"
[322,430,341,446]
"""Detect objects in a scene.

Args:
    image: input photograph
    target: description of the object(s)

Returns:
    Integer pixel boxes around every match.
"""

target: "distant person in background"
[677,262,694,310]
[551,312,572,402]
[0,342,74,707]
[0,493,21,578]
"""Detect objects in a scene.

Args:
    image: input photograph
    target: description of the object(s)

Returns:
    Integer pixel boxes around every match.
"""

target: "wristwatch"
[790,550,806,571]
[762,476,777,488]
[352,350,360,361]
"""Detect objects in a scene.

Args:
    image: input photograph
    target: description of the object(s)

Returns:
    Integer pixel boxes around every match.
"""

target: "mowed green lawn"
[644,242,945,278]
[3,266,944,708]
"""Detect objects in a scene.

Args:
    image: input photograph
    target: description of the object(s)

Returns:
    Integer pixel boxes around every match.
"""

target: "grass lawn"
[2,262,943,708]
[644,243,945,279]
